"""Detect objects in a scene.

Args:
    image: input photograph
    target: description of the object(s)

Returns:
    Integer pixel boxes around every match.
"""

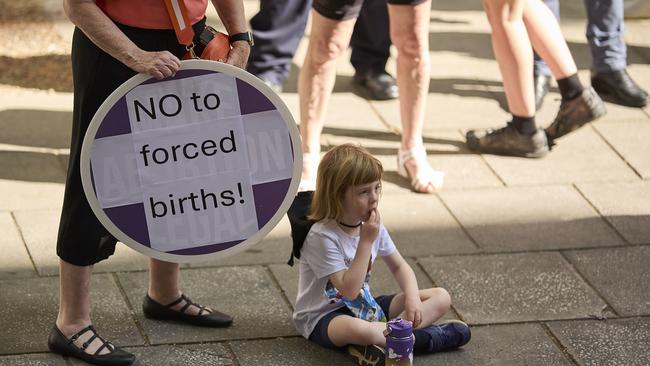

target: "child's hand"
[359,208,380,245]
[404,295,423,328]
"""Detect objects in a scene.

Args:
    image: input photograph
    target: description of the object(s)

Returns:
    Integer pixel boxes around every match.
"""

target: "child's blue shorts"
[308,294,396,349]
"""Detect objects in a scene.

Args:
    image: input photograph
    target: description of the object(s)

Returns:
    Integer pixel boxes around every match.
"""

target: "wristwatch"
[228,31,254,46]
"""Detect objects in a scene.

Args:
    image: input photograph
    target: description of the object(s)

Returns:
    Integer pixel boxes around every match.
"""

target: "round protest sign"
[81,60,301,263]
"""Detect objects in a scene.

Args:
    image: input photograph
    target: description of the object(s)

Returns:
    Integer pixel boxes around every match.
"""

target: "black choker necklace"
[338,221,362,228]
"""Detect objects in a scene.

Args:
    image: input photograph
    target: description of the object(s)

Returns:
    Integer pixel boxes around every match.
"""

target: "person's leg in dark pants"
[586,0,648,107]
[350,0,399,100]
[247,0,311,91]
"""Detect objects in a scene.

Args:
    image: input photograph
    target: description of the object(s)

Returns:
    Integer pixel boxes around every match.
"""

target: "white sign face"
[81,60,301,263]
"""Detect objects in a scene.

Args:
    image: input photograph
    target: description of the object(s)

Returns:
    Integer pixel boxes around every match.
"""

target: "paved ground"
[1,0,649,365]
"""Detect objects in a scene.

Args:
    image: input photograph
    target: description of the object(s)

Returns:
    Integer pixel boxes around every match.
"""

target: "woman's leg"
[388,1,443,193]
[56,259,110,354]
[298,11,356,185]
[148,259,206,315]
[523,0,577,79]
[387,288,451,329]
[483,0,535,117]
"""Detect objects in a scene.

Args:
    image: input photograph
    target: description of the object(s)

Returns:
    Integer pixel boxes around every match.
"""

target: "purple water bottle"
[384,318,414,366]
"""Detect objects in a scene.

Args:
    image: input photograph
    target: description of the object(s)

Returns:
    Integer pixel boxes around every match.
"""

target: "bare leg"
[328,315,388,347]
[483,0,535,117]
[388,288,451,329]
[148,258,206,315]
[298,11,356,184]
[389,1,443,193]
[523,0,577,79]
[56,259,109,354]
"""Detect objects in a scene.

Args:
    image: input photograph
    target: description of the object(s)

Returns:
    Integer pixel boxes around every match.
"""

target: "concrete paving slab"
[75,344,235,366]
[229,337,350,366]
[416,323,570,366]
[118,266,297,344]
[480,127,639,185]
[576,181,650,244]
[0,274,142,354]
[0,180,63,211]
[439,185,623,252]
[0,212,36,279]
[0,109,71,149]
[547,318,650,366]
[381,194,478,256]
[592,121,650,180]
[189,216,292,268]
[0,353,66,366]
[269,258,433,309]
[419,252,607,324]
[0,151,66,183]
[564,246,650,317]
[13,209,150,276]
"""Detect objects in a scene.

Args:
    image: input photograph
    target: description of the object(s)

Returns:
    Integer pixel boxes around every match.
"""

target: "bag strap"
[163,0,195,46]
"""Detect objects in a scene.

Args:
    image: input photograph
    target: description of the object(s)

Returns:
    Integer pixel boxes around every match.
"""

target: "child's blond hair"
[309,143,383,221]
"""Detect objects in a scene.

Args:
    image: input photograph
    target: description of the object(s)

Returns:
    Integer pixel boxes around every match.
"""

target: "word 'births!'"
[149,183,245,219]
[133,92,221,122]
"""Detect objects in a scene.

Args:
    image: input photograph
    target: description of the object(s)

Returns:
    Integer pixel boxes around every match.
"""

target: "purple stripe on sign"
[95,97,131,139]
[168,239,243,255]
[236,78,276,115]
[140,69,216,85]
[252,178,292,229]
[104,203,151,247]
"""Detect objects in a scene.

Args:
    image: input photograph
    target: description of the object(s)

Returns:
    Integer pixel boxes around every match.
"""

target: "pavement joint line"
[588,123,645,180]
[571,183,632,245]
[557,250,621,318]
[432,192,483,251]
[9,211,40,276]
[475,150,507,186]
[111,272,152,346]
[263,264,295,311]
[0,143,70,155]
[366,99,401,135]
[413,259,464,321]
[540,322,581,366]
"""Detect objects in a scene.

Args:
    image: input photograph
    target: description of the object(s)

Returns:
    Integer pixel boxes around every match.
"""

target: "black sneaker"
[421,320,471,353]
[466,123,549,158]
[534,73,551,111]
[347,344,385,366]
[545,87,606,142]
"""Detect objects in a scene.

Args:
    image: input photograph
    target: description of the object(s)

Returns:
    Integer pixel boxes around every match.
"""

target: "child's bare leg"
[388,288,452,329]
[328,315,388,347]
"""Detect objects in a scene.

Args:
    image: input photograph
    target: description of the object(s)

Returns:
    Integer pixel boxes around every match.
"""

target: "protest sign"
[81,60,301,263]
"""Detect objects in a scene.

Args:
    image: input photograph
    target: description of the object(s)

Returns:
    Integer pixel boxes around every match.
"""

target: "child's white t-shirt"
[292,219,397,339]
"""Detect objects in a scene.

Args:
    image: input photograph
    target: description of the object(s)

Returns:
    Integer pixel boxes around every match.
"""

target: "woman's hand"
[404,295,423,328]
[127,49,181,79]
[226,41,250,69]
[359,209,380,246]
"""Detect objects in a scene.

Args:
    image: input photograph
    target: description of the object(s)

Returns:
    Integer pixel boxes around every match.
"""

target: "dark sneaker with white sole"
[545,87,606,142]
[466,123,549,158]
[347,344,385,366]
[420,320,471,353]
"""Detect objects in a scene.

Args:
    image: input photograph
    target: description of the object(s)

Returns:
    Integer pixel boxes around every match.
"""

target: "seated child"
[292,144,471,365]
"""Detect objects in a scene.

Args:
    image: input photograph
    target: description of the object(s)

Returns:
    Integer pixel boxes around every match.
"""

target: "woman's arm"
[210,0,250,68]
[63,0,181,79]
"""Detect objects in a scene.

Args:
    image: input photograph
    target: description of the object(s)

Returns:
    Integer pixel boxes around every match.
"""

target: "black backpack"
[286,191,315,266]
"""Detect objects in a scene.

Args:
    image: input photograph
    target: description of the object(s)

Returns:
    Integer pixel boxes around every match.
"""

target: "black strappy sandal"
[142,293,233,327]
[47,325,135,366]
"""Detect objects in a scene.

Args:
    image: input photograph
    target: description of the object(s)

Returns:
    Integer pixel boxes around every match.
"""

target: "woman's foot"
[142,293,233,327]
[397,145,444,193]
[48,324,135,366]
[299,151,320,192]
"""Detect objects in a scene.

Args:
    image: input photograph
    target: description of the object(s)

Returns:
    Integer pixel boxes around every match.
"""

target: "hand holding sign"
[82,60,301,262]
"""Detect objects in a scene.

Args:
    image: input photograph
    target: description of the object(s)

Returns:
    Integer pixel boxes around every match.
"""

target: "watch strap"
[228,31,254,46]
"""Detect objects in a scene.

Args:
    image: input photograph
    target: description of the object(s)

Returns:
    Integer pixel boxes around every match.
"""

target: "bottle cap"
[386,318,413,338]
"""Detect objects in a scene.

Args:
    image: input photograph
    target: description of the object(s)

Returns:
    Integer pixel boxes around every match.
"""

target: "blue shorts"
[314,0,428,21]
[308,294,396,349]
